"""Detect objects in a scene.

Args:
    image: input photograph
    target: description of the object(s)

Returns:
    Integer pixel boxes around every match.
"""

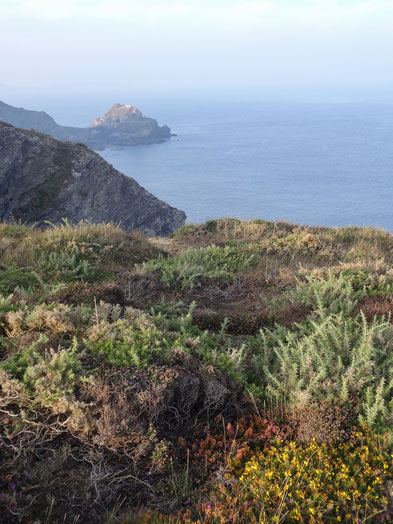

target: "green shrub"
[85,319,172,367]
[23,338,81,400]
[0,294,22,320]
[1,336,44,381]
[143,245,257,289]
[289,272,361,317]
[248,312,393,428]
[38,250,90,276]
[170,223,201,239]
[39,219,156,266]
[0,264,42,294]
[1,335,81,400]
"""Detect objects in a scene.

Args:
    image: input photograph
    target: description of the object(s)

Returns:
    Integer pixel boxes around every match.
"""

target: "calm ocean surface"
[8,90,393,230]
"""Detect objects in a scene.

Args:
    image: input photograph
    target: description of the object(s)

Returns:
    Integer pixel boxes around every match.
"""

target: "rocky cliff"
[87,103,171,148]
[0,121,185,236]
[0,101,171,149]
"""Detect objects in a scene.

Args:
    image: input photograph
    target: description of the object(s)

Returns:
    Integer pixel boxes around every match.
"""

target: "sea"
[5,87,393,230]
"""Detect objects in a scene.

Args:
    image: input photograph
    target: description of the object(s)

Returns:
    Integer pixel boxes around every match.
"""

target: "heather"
[2,219,393,522]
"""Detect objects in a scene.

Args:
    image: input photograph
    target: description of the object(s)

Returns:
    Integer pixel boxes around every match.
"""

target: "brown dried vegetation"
[2,219,393,522]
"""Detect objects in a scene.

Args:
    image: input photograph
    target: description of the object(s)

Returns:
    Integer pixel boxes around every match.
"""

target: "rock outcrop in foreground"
[0,100,171,149]
[0,121,185,235]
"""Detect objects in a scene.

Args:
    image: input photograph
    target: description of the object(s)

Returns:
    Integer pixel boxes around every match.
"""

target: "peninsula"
[0,100,172,149]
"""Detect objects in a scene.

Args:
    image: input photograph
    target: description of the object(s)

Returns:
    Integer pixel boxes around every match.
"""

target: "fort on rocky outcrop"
[0,121,185,235]
[87,103,171,148]
[0,100,172,149]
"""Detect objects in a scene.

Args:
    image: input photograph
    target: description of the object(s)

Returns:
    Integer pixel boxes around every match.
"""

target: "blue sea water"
[5,89,393,230]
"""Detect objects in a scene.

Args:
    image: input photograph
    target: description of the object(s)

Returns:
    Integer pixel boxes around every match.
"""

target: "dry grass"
[2,218,393,522]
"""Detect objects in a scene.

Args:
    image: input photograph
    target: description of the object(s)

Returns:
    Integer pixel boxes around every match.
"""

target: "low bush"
[3,219,393,522]
[143,245,257,289]
[0,264,42,294]
[246,312,393,429]
[199,428,392,523]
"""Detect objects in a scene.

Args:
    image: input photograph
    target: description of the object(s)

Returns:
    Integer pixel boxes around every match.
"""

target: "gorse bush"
[0,264,42,294]
[248,312,393,428]
[39,219,158,265]
[171,218,271,242]
[2,335,81,401]
[4,302,93,339]
[85,304,239,371]
[86,318,173,367]
[38,251,89,277]
[37,249,110,283]
[4,219,393,522]
[143,244,257,289]
[0,293,20,319]
[0,220,157,300]
[288,272,361,316]
[22,339,81,401]
[198,428,392,523]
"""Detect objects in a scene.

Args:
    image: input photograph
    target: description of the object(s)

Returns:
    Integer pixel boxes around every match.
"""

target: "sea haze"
[9,90,393,230]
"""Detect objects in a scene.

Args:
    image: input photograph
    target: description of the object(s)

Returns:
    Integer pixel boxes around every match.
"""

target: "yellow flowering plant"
[198,428,392,523]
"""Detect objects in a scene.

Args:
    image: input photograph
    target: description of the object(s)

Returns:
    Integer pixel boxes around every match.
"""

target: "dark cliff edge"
[0,121,185,236]
[0,101,172,149]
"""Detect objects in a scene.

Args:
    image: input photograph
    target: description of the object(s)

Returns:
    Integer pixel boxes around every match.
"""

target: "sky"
[1,0,393,94]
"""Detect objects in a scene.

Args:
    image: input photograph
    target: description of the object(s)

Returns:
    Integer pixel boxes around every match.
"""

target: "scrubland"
[2,218,393,522]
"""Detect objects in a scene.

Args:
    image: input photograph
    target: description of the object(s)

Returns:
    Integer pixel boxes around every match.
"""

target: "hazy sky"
[1,0,393,93]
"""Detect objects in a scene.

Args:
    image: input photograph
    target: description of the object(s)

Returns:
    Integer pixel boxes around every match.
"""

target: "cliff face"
[0,101,171,149]
[0,100,65,137]
[0,121,185,236]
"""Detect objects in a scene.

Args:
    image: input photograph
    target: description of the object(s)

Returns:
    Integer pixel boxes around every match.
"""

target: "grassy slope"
[1,219,393,522]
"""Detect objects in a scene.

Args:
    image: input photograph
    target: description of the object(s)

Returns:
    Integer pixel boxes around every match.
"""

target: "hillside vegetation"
[2,218,393,522]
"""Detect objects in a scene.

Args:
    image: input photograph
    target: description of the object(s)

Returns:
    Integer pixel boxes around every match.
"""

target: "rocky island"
[0,100,172,149]
[0,121,185,235]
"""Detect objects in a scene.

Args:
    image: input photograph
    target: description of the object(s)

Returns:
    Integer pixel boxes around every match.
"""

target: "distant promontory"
[0,101,171,149]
